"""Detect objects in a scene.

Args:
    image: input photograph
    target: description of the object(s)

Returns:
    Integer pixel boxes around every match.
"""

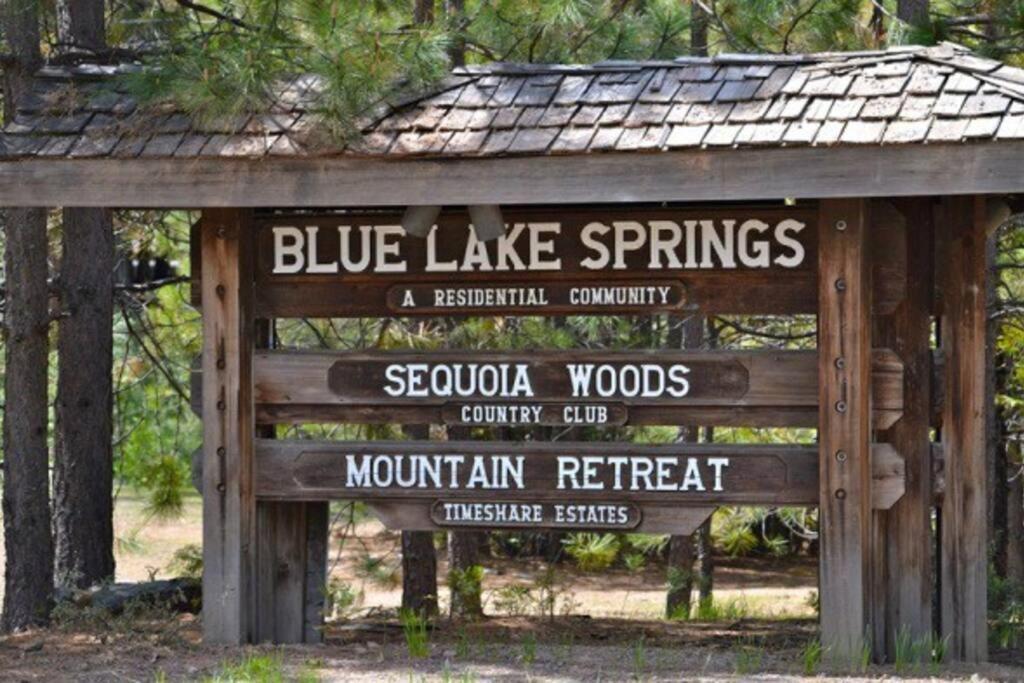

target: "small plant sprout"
[520,632,537,665]
[632,635,647,679]
[799,638,822,675]
[399,609,430,659]
[734,638,765,675]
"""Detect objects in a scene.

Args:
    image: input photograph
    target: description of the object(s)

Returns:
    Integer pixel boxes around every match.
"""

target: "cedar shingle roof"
[5,42,1024,160]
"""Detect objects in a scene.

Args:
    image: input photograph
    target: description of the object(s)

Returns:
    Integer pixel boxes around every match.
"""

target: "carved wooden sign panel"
[251,206,822,316]
[252,349,904,428]
[254,440,905,531]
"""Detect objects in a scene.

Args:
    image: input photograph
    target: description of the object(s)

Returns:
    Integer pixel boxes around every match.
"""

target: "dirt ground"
[2,494,1022,680]
[2,614,1024,681]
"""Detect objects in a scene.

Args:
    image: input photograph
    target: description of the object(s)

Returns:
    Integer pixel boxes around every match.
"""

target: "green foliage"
[206,653,287,683]
[167,543,203,579]
[990,573,1024,649]
[520,632,537,665]
[325,578,360,621]
[356,553,401,589]
[717,519,758,557]
[798,638,822,675]
[563,532,620,571]
[734,639,765,675]
[622,551,646,573]
[631,635,647,679]
[623,533,669,558]
[491,583,533,616]
[399,608,430,658]
[447,564,485,617]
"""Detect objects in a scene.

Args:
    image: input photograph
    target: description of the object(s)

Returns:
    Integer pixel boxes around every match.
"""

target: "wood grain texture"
[200,209,257,644]
[369,500,717,535]
[253,439,904,510]
[871,198,934,662]
[939,196,989,662]
[5,142,1024,208]
[252,349,904,429]
[817,198,873,660]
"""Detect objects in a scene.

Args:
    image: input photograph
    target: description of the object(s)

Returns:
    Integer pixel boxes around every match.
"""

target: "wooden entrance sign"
[187,193,995,663]
[252,349,905,428]
[211,205,908,317]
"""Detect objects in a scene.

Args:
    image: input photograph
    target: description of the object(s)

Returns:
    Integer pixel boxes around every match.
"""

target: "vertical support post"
[201,209,256,644]
[818,199,873,659]
[939,197,988,662]
[872,199,934,660]
[253,322,329,644]
[255,500,329,643]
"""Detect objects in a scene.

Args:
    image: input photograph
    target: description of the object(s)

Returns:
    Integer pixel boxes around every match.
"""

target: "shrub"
[563,533,619,572]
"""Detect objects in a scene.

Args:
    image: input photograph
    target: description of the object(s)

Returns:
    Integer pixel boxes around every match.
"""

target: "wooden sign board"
[190,204,906,316]
[252,349,904,429]
[251,206,828,317]
[254,439,906,532]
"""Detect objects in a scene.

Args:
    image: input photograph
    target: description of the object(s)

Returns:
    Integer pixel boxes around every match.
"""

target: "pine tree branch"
[174,0,251,30]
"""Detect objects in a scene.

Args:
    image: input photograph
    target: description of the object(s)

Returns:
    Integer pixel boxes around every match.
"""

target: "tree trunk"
[690,0,709,57]
[57,0,106,54]
[2,207,53,632]
[666,534,695,619]
[445,424,484,618]
[400,425,438,617]
[695,426,715,611]
[897,0,929,24]
[53,208,116,590]
[1,0,53,634]
[52,0,115,591]
[402,532,438,617]
[447,528,483,618]
[413,0,434,25]
[445,0,465,67]
[665,315,703,619]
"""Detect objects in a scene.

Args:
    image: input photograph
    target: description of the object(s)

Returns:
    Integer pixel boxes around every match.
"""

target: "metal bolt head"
[216,483,226,493]
[835,450,847,462]
[215,284,226,298]
[216,227,226,239]
[835,488,846,500]
[216,446,226,457]
[835,278,846,292]
[835,220,847,231]
[835,400,847,413]
[834,357,845,370]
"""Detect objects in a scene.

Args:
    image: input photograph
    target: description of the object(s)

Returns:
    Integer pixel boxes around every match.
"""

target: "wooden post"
[871,199,934,660]
[818,199,873,660]
[200,209,256,644]
[255,501,328,642]
[250,299,330,646]
[939,197,989,662]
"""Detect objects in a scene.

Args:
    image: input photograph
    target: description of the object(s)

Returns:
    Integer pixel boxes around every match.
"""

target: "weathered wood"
[818,198,873,660]
[871,198,934,661]
[303,502,328,643]
[242,205,906,317]
[6,143,1024,208]
[252,349,904,429]
[371,500,715,535]
[939,196,989,662]
[256,501,305,643]
[200,209,257,644]
[256,270,906,317]
[252,318,328,645]
[254,439,904,511]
